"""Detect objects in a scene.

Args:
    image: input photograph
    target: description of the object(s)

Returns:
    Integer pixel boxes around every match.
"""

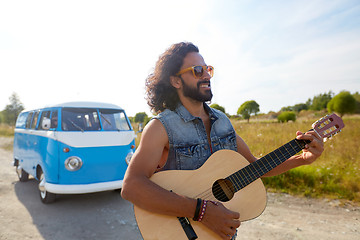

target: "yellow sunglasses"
[176,65,214,79]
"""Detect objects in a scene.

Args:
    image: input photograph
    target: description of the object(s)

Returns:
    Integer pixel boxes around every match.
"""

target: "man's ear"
[170,76,182,89]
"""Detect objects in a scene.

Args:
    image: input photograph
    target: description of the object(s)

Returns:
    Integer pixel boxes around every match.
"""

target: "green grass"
[232,117,360,203]
[3,116,359,203]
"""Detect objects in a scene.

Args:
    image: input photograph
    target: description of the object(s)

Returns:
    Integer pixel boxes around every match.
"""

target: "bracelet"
[197,200,208,222]
[193,198,202,221]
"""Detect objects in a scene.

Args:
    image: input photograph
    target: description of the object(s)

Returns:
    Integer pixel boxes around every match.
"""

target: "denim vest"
[154,103,237,171]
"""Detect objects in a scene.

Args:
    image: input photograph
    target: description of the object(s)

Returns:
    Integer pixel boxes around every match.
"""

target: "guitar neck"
[227,138,310,192]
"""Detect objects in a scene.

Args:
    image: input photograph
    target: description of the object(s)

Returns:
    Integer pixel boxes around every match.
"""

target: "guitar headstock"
[312,113,345,140]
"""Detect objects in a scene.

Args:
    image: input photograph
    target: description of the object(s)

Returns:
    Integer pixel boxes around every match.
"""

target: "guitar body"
[134,150,267,240]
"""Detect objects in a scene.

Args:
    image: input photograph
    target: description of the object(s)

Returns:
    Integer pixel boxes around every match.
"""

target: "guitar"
[134,114,345,240]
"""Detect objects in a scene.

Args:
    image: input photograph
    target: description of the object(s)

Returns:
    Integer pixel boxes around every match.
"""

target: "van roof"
[49,101,124,110]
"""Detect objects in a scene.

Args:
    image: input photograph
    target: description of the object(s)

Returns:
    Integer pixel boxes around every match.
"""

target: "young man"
[121,42,324,240]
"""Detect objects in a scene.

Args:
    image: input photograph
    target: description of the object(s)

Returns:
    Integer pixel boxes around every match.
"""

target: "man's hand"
[200,201,240,239]
[296,130,324,164]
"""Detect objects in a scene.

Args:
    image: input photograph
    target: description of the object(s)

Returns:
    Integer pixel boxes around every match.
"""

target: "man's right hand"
[200,201,240,239]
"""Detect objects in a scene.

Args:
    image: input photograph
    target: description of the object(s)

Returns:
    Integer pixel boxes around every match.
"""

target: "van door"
[13,111,29,165]
[36,109,60,184]
[20,111,36,175]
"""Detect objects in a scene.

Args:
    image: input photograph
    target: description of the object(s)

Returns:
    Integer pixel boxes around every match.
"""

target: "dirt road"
[0,137,359,240]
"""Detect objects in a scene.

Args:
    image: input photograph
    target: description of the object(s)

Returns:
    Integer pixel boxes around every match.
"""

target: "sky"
[1,0,359,117]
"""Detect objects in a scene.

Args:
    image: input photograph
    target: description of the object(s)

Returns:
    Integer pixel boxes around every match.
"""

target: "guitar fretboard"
[227,139,309,192]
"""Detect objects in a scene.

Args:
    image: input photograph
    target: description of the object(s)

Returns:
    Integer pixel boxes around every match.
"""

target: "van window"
[31,111,40,129]
[51,110,58,129]
[62,108,100,131]
[15,112,28,128]
[25,112,34,129]
[39,111,51,130]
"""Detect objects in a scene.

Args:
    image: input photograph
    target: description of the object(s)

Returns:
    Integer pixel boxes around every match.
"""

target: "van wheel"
[16,165,29,182]
[38,170,56,204]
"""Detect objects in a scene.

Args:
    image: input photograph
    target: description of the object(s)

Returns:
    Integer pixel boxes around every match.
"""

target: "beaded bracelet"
[197,200,208,222]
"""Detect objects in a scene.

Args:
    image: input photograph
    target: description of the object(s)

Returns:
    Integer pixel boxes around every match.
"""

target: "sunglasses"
[176,65,214,79]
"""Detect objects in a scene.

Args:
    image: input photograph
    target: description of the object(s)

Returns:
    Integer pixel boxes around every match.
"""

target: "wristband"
[193,198,202,221]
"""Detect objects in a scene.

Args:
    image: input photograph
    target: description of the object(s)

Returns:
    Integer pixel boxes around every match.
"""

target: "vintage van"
[13,102,136,203]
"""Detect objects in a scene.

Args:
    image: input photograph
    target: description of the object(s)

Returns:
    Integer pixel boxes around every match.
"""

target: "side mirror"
[42,118,51,130]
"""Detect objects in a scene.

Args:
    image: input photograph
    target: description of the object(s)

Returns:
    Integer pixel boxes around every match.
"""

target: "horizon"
[2,89,356,117]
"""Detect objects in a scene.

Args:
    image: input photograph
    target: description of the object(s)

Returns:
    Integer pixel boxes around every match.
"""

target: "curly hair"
[145,42,199,114]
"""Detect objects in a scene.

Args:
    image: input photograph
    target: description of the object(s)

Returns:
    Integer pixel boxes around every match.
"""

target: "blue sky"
[1,0,359,116]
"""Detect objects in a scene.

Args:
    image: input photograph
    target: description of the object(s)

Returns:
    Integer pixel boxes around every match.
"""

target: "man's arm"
[235,130,324,177]
[121,119,195,217]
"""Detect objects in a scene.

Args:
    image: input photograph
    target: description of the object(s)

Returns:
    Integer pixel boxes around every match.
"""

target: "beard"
[181,78,213,102]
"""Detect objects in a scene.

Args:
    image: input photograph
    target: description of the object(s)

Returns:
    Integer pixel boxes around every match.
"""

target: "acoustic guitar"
[134,114,344,240]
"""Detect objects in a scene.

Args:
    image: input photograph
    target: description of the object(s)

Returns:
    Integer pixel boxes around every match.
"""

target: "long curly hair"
[145,42,199,114]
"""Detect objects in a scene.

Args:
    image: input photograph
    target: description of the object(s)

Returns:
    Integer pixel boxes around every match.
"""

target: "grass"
[0,124,14,137]
[2,117,359,203]
[0,124,14,151]
[232,116,360,203]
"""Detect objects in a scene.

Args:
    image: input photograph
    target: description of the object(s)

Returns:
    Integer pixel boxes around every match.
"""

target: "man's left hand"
[296,130,324,164]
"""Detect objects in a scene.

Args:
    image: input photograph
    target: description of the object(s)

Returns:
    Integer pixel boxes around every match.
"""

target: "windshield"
[99,109,131,131]
[61,108,130,131]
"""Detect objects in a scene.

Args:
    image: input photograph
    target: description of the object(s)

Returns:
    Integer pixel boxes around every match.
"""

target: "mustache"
[197,80,211,88]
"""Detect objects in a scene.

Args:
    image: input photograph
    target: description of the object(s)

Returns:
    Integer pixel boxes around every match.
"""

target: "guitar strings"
[180,117,336,204]
[190,139,304,202]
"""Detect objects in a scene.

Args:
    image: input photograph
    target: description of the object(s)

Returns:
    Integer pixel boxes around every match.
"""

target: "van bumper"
[44,180,123,194]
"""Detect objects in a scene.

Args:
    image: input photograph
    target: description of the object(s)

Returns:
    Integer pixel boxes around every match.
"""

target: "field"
[232,115,360,203]
[2,116,359,203]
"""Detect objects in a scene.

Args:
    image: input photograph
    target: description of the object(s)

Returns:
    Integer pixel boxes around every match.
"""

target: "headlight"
[65,156,83,171]
[125,152,133,165]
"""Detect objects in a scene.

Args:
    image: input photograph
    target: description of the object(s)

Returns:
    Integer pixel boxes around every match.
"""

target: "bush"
[277,111,296,123]
[210,103,225,113]
[327,91,356,117]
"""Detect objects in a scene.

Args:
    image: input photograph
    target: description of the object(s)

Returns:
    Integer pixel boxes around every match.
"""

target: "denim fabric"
[154,103,237,171]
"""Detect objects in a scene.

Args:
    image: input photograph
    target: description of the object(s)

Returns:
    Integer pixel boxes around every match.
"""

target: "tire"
[38,169,56,204]
[16,165,29,182]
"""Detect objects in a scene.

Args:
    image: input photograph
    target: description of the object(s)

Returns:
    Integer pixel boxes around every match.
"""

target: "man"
[121,42,324,239]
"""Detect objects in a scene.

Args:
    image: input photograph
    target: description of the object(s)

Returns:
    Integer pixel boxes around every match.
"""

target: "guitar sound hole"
[212,179,235,202]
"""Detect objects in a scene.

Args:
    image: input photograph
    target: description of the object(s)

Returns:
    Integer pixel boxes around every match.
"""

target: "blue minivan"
[13,102,136,203]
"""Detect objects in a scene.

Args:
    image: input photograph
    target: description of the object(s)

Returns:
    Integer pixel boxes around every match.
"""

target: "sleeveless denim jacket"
[154,103,237,171]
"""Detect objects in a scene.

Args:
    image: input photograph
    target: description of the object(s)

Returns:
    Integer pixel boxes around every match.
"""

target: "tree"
[352,92,360,113]
[134,112,148,123]
[292,103,308,112]
[3,93,24,125]
[306,91,334,111]
[237,100,259,122]
[327,91,356,117]
[210,103,225,113]
[282,103,308,113]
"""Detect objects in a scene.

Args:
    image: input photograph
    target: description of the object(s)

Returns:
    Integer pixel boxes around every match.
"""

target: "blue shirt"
[154,103,237,171]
